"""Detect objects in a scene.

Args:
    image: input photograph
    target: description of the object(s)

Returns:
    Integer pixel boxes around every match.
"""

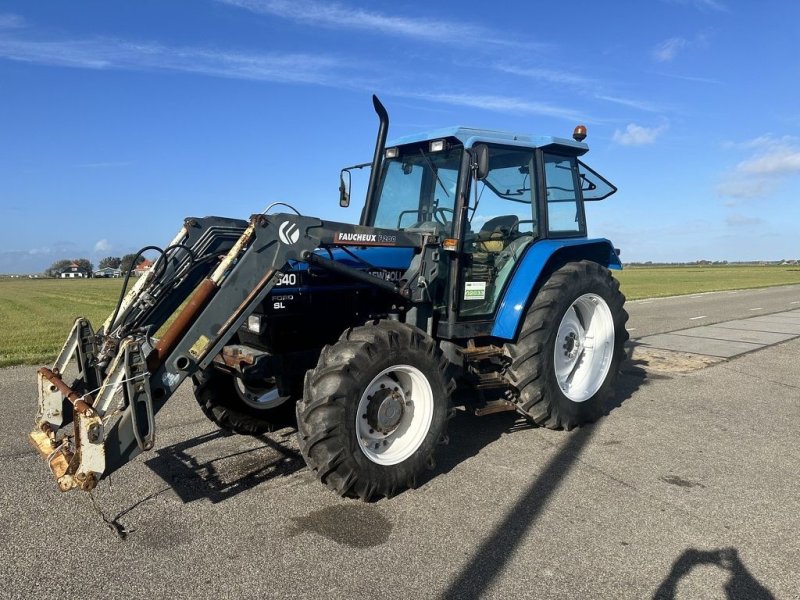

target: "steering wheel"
[433,207,454,225]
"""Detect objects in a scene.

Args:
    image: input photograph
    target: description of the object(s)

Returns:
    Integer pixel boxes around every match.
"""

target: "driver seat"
[476,215,519,253]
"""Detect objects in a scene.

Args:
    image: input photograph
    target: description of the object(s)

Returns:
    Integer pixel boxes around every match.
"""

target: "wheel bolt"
[362,414,367,419]
[369,428,374,434]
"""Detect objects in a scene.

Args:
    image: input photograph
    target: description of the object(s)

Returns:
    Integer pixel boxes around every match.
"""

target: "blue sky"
[1,0,799,272]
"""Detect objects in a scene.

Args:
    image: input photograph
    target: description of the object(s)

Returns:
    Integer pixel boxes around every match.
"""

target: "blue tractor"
[30,97,628,500]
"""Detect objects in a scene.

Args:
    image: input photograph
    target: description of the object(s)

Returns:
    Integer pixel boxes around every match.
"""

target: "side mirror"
[339,169,351,207]
[473,144,489,180]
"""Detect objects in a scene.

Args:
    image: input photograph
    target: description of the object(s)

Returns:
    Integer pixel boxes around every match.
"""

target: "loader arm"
[30,213,437,491]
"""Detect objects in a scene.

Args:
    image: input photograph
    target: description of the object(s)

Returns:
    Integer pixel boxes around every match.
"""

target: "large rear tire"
[193,368,297,436]
[296,320,453,500]
[504,260,628,430]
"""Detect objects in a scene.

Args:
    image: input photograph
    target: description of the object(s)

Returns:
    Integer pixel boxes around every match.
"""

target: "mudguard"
[491,238,621,340]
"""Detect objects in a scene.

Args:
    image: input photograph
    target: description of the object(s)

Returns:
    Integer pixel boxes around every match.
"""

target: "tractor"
[29,96,628,501]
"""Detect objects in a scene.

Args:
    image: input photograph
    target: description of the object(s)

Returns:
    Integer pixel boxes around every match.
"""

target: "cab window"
[544,153,584,235]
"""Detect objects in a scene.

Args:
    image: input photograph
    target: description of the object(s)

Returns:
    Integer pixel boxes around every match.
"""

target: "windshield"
[370,146,462,234]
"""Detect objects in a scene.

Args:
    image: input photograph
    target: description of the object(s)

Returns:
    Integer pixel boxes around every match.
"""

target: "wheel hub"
[563,331,581,359]
[366,387,405,433]
[553,293,615,403]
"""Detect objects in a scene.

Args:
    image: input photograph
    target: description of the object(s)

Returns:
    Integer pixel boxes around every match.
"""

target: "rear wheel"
[504,260,628,429]
[193,368,297,435]
[297,320,453,500]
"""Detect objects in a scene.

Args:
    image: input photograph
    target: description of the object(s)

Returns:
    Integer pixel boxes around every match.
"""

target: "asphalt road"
[625,284,800,337]
[2,286,798,599]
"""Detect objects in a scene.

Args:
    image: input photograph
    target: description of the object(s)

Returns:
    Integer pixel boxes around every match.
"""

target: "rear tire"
[193,368,297,436]
[504,260,628,430]
[297,320,453,500]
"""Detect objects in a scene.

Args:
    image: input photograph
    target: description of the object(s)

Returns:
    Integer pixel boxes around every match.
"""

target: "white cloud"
[408,92,587,122]
[495,64,597,88]
[715,179,774,199]
[0,36,348,85]
[219,0,533,48]
[612,123,668,146]
[653,71,722,85]
[653,33,709,63]
[716,135,800,199]
[653,37,691,62]
[595,94,663,113]
[737,149,800,176]
[94,239,112,253]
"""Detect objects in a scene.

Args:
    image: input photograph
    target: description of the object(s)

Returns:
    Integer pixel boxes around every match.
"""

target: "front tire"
[193,368,297,436]
[504,260,628,430]
[297,321,453,500]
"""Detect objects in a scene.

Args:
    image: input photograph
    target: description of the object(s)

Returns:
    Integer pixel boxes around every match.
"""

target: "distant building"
[59,263,90,279]
[134,259,154,276]
[94,266,122,278]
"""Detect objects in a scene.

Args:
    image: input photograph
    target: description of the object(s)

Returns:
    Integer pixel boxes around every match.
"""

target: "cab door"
[457,145,538,318]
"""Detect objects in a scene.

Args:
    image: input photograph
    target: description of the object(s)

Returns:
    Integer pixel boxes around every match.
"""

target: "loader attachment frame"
[30,212,439,491]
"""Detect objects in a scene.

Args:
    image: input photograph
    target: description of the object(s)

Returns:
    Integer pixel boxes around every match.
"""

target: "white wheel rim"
[235,379,286,410]
[355,365,434,466]
[553,293,615,403]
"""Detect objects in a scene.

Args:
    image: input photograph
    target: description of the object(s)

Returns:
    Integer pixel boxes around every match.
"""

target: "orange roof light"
[573,125,587,142]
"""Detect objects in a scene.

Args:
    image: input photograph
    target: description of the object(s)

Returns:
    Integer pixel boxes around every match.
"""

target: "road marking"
[749,307,763,311]
[792,301,800,305]
[689,315,707,320]
[626,327,636,331]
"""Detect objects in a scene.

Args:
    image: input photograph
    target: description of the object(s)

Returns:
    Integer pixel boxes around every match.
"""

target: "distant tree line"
[45,254,146,277]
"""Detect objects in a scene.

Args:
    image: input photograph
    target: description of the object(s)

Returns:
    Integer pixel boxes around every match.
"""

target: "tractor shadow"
[144,428,304,504]
[145,344,651,508]
[437,345,650,599]
[431,343,650,483]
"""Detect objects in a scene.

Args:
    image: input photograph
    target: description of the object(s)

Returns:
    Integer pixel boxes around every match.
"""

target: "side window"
[544,154,583,234]
[459,146,537,317]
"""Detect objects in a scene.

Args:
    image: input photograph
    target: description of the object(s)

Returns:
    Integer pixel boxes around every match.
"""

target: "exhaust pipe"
[363,94,389,223]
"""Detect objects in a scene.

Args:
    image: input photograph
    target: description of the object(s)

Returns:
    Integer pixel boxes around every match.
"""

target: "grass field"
[613,264,800,300]
[2,264,800,367]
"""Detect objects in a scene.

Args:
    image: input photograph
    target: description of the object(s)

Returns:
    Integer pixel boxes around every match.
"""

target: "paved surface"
[625,284,800,338]
[2,287,799,599]
[637,309,800,359]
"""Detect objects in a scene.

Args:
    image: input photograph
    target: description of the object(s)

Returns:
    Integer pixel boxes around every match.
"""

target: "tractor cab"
[348,125,618,336]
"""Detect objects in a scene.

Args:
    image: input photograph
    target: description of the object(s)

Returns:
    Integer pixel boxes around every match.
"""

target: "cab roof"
[388,126,589,156]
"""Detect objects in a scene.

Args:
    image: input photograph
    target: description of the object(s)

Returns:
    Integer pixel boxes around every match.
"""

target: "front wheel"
[504,260,628,430]
[193,368,297,435]
[296,321,453,500]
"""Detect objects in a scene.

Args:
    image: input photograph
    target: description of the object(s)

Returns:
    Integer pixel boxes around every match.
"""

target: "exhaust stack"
[363,94,389,223]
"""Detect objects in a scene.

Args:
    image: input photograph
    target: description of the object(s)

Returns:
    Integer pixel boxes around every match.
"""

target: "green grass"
[0,279,124,368]
[1,264,800,367]
[613,264,800,301]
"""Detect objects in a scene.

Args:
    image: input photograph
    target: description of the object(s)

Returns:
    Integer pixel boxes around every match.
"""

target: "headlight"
[246,314,263,334]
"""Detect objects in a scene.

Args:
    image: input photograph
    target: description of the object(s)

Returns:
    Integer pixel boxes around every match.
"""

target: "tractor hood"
[274,246,415,292]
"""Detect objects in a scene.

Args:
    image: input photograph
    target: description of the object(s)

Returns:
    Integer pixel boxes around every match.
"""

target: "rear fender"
[491,238,621,340]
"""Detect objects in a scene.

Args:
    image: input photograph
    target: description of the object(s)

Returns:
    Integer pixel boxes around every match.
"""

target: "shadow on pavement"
[144,429,304,503]
[146,347,648,510]
[439,360,647,599]
[653,547,775,600]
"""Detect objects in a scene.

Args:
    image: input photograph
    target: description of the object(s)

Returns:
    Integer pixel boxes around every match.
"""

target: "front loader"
[30,96,628,500]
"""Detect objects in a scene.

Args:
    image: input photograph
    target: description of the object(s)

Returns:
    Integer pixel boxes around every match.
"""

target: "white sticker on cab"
[464,281,486,300]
